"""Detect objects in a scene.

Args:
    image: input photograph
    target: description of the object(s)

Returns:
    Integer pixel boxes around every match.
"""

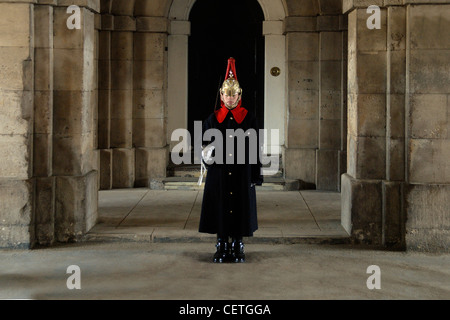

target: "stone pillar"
[342,5,388,245]
[134,17,169,187]
[284,15,346,191]
[342,3,408,248]
[0,2,34,248]
[34,4,55,245]
[317,16,346,191]
[98,13,112,189]
[53,3,98,242]
[167,21,190,152]
[110,15,135,188]
[405,4,450,252]
[263,21,286,151]
[285,17,320,188]
[384,6,406,247]
[343,1,450,251]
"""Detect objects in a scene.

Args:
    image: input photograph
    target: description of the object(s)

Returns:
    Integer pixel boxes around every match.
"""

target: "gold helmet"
[221,77,242,96]
[220,57,242,97]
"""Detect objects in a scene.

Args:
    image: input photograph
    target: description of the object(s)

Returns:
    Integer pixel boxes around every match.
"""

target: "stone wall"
[99,0,347,193]
[343,0,450,252]
[98,0,169,190]
[52,3,99,243]
[1,0,448,252]
[405,4,450,252]
[98,0,346,192]
[0,0,100,248]
[284,0,347,191]
[0,2,35,248]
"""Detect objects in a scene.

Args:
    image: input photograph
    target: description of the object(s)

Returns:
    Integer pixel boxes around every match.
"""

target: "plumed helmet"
[221,57,242,97]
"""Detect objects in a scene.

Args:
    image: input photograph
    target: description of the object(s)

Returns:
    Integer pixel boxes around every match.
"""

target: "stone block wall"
[284,1,347,191]
[0,2,35,248]
[51,3,99,244]
[343,1,450,252]
[34,4,54,245]
[405,4,450,252]
[98,2,169,190]
[1,0,448,252]
[0,1,100,248]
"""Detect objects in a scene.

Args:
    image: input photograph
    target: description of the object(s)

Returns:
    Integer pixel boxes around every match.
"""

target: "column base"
[54,171,98,243]
[405,184,450,253]
[0,179,34,249]
[341,173,406,249]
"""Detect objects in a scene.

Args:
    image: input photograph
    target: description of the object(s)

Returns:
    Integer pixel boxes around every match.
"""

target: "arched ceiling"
[101,0,343,17]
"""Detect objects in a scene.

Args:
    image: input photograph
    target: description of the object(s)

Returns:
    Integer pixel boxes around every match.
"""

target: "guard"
[199,58,263,263]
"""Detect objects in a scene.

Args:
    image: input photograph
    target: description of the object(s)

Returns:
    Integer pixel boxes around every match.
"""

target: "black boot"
[213,236,229,263]
[231,238,245,263]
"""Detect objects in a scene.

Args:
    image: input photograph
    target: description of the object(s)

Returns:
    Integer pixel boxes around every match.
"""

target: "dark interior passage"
[188,0,265,144]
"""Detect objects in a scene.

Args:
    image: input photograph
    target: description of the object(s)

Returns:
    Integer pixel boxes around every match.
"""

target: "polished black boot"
[213,236,230,263]
[231,238,245,263]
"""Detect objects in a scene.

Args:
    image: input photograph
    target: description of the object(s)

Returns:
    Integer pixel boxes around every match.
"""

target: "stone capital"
[263,20,283,35]
[169,20,190,36]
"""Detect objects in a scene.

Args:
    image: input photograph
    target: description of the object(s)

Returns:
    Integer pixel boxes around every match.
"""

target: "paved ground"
[1,242,449,300]
[87,189,349,243]
[1,189,449,301]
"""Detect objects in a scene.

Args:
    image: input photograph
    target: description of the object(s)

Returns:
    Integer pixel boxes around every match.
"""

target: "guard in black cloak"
[199,58,263,263]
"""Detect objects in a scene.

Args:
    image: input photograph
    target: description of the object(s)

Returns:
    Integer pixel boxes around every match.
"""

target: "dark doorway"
[188,0,265,145]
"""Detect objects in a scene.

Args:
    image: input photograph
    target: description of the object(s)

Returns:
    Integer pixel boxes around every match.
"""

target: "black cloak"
[199,108,263,238]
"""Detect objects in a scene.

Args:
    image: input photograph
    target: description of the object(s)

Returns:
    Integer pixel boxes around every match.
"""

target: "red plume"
[225,57,238,81]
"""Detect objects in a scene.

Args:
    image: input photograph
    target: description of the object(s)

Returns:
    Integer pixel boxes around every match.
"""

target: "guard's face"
[221,93,240,108]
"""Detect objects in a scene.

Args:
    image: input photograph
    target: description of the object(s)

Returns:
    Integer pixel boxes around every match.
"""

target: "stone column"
[167,21,190,152]
[263,21,286,152]
[134,17,168,187]
[342,6,388,245]
[53,3,99,242]
[0,2,34,248]
[317,16,346,191]
[343,1,450,251]
[34,4,55,245]
[98,13,112,190]
[405,4,450,252]
[285,17,320,189]
[342,3,407,248]
[384,6,406,247]
[284,14,347,191]
[110,15,135,188]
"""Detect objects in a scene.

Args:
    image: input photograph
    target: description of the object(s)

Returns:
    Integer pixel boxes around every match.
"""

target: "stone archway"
[167,0,287,154]
[3,0,449,252]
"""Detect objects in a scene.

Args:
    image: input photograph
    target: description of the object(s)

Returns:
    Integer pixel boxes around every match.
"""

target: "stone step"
[84,232,351,246]
[158,176,299,191]
[167,164,283,178]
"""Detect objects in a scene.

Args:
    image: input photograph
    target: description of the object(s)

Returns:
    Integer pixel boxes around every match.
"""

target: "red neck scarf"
[214,100,248,124]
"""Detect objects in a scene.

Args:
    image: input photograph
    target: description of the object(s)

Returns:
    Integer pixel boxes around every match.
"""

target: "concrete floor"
[1,190,449,300]
[1,242,449,300]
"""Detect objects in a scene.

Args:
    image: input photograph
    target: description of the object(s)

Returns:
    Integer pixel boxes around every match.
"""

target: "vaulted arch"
[101,0,344,18]
[168,0,287,20]
[167,0,289,155]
